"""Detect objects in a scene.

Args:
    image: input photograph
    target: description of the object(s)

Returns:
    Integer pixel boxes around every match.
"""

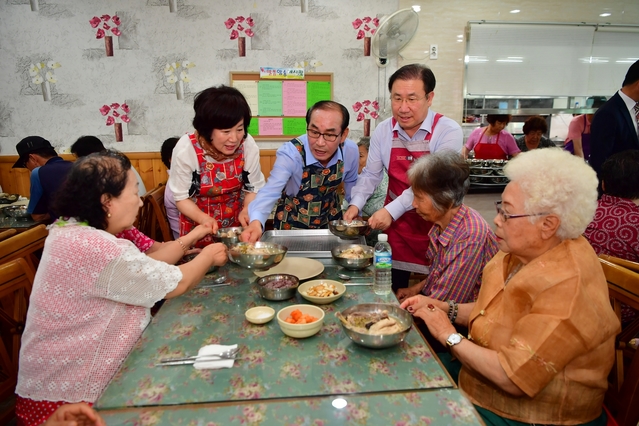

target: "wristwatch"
[446,333,465,347]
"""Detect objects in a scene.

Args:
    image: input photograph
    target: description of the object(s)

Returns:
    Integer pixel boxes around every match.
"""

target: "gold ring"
[427,304,436,312]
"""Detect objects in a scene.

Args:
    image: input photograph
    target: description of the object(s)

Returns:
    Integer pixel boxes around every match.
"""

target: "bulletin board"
[230,71,333,141]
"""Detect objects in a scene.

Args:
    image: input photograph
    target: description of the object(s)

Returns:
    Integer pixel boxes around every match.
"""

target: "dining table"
[95,257,483,425]
[0,198,42,233]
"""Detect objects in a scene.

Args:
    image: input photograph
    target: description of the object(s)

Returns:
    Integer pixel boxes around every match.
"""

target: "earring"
[107,213,111,218]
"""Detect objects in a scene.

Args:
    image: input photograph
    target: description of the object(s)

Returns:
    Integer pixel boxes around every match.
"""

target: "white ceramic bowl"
[276,304,325,338]
[245,306,275,325]
[298,280,346,305]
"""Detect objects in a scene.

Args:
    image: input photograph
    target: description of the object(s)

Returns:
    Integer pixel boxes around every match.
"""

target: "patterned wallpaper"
[0,0,399,154]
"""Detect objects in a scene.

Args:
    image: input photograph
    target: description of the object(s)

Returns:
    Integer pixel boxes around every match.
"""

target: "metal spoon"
[337,272,352,281]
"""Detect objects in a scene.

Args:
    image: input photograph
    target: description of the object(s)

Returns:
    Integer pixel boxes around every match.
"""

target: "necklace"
[504,263,523,286]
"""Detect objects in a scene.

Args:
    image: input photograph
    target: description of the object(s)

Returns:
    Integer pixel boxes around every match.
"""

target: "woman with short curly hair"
[402,148,620,426]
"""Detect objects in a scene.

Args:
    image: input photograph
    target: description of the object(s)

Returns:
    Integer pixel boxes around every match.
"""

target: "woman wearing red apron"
[168,86,266,248]
[462,114,520,160]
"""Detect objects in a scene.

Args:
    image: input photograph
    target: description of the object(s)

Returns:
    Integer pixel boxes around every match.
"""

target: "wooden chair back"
[0,258,34,401]
[599,254,639,274]
[0,229,16,242]
[0,224,48,274]
[137,184,173,243]
[599,258,639,426]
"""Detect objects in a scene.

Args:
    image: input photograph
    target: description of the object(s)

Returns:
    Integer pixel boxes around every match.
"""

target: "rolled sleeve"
[168,134,198,202]
[341,139,360,202]
[242,134,266,193]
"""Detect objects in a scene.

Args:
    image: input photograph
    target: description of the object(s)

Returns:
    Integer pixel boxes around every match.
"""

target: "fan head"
[371,8,419,65]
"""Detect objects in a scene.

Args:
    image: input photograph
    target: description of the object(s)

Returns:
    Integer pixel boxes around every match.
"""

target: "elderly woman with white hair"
[401,148,620,426]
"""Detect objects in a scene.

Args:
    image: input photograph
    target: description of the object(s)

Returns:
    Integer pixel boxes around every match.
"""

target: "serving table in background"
[95,259,479,423]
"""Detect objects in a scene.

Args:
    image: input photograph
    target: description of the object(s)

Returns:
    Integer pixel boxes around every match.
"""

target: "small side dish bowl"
[328,220,370,240]
[276,304,325,338]
[216,227,243,247]
[298,280,346,305]
[256,273,299,301]
[331,244,374,270]
[181,253,218,274]
[337,303,413,349]
[228,242,287,270]
[245,306,275,324]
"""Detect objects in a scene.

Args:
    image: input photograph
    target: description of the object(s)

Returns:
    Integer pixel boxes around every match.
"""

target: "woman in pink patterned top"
[15,150,228,426]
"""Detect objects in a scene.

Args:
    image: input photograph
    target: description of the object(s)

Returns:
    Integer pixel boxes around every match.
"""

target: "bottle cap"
[378,233,388,242]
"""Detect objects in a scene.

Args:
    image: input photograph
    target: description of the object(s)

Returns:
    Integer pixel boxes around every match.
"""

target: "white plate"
[254,257,324,281]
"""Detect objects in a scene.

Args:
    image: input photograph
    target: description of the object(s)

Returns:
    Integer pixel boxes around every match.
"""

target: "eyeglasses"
[390,95,427,106]
[307,128,341,142]
[495,201,549,222]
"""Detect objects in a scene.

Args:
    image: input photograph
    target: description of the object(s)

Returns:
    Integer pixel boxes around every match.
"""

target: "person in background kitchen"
[563,97,606,160]
[161,136,180,240]
[71,135,147,197]
[401,148,619,426]
[515,116,556,152]
[169,85,266,248]
[343,64,463,292]
[589,59,639,177]
[461,114,520,160]
[241,101,358,243]
[13,136,72,223]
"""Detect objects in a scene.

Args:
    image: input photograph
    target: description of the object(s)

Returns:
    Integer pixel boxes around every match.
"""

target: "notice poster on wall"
[231,72,333,140]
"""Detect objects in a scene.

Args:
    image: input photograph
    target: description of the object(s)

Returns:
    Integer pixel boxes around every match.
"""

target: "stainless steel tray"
[261,229,367,258]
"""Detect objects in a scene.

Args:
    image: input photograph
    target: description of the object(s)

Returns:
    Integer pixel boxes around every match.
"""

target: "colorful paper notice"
[258,81,283,116]
[283,117,308,136]
[260,67,305,79]
[232,80,259,116]
[282,81,307,116]
[306,81,332,109]
[259,118,283,136]
[247,117,259,136]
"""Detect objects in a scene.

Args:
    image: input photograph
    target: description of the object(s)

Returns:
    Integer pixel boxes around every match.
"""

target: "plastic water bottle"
[374,233,392,295]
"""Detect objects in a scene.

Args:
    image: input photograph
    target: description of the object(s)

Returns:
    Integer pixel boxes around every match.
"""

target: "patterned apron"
[273,138,343,229]
[385,114,442,273]
[474,128,507,160]
[179,133,244,248]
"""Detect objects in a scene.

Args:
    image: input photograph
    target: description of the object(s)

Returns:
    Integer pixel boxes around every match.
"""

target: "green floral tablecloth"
[99,389,482,425]
[96,261,453,410]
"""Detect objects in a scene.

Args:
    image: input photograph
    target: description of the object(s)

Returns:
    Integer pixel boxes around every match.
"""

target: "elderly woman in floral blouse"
[402,148,620,426]
[15,151,228,426]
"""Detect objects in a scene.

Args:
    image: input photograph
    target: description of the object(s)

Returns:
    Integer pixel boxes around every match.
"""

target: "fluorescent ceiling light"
[496,59,523,62]
[599,12,611,17]
[510,9,520,14]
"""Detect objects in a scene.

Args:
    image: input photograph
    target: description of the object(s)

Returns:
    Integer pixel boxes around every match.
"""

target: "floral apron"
[179,133,244,248]
[273,138,343,229]
[385,114,442,273]
[474,128,507,160]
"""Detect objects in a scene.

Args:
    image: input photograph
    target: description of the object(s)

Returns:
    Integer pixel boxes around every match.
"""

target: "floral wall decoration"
[164,61,195,100]
[353,100,380,136]
[225,16,255,57]
[100,103,130,142]
[28,61,61,102]
[293,59,323,72]
[90,14,121,57]
[352,16,379,56]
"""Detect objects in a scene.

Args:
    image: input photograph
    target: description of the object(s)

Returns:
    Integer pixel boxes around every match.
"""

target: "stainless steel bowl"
[331,244,373,270]
[182,253,219,274]
[228,242,287,270]
[337,303,413,349]
[328,220,370,240]
[256,273,299,300]
[2,205,30,219]
[215,227,243,247]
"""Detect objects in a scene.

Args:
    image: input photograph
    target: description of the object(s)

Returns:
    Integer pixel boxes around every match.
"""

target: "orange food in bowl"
[284,308,318,324]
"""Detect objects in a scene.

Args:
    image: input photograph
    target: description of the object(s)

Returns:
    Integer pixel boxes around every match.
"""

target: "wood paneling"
[0,150,278,198]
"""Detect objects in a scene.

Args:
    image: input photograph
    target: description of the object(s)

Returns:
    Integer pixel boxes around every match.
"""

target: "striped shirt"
[421,204,498,302]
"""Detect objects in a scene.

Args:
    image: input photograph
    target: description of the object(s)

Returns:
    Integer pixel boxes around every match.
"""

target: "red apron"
[385,114,442,273]
[474,128,507,160]
[179,133,244,248]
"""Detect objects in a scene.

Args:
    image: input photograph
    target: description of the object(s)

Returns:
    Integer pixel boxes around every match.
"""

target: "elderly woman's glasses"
[495,201,549,222]
[307,128,341,142]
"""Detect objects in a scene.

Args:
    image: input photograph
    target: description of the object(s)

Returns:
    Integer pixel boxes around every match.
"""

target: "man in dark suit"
[589,60,639,177]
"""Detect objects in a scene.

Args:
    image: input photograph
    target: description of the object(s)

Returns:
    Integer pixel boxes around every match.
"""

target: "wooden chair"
[0,224,48,274]
[0,258,34,406]
[600,254,639,274]
[137,184,173,243]
[599,258,639,426]
[0,229,16,242]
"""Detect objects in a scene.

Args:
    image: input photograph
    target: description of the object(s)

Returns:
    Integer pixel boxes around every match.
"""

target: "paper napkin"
[193,344,238,370]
